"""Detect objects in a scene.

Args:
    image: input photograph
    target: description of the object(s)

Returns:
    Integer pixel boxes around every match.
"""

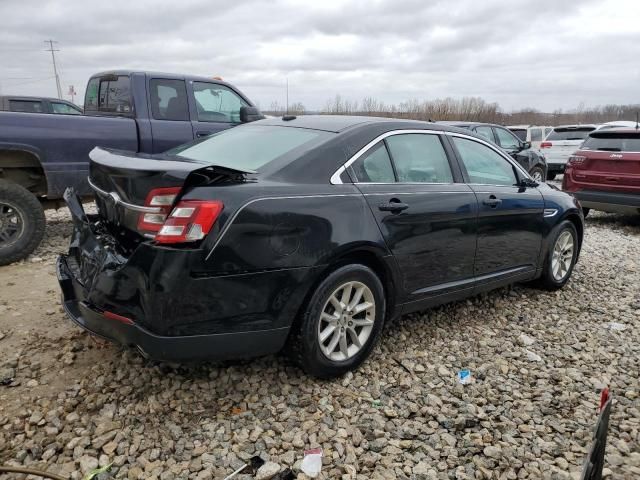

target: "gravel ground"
[0,203,639,479]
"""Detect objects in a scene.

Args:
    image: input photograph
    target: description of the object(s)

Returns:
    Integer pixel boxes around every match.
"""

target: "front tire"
[288,264,385,378]
[529,166,545,183]
[0,180,46,266]
[536,220,578,290]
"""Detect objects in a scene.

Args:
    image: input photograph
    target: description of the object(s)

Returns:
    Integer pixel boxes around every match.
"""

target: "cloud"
[0,0,638,112]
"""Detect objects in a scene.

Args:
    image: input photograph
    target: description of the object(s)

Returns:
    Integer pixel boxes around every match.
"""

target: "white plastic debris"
[300,448,323,478]
[518,333,535,346]
[607,322,627,331]
[526,350,542,362]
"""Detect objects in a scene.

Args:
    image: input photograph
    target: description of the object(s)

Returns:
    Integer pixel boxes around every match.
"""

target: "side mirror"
[518,177,538,188]
[522,141,532,150]
[240,106,265,123]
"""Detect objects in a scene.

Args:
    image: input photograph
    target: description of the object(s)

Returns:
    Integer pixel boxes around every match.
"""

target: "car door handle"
[195,131,211,138]
[483,196,502,208]
[378,200,409,213]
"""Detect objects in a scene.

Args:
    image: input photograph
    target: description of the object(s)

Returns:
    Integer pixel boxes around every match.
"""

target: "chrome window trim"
[87,177,162,214]
[330,129,533,187]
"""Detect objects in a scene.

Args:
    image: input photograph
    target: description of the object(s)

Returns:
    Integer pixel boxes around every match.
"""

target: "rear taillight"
[155,200,224,244]
[540,141,552,148]
[568,155,586,166]
[138,187,181,234]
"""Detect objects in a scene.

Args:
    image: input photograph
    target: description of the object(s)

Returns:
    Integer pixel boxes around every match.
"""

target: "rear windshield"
[169,125,332,171]
[581,133,640,152]
[510,129,527,141]
[547,127,594,141]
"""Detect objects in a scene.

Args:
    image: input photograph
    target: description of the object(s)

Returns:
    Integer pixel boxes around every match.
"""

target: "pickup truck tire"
[0,180,45,266]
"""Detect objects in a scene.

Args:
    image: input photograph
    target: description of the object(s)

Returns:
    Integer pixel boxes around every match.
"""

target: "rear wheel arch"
[0,149,48,196]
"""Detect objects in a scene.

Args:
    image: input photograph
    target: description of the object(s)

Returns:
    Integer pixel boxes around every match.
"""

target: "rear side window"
[9,100,44,113]
[547,128,594,140]
[51,102,81,115]
[581,134,640,152]
[351,142,395,183]
[170,125,331,170]
[530,128,543,142]
[150,79,189,121]
[85,75,132,115]
[494,127,521,149]
[386,134,453,183]
[453,137,517,186]
[193,82,248,123]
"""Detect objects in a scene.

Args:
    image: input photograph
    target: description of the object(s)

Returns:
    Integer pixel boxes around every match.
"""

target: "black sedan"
[57,116,584,378]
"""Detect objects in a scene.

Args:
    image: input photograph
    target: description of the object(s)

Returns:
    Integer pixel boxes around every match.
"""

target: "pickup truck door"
[147,78,195,153]
[187,81,249,139]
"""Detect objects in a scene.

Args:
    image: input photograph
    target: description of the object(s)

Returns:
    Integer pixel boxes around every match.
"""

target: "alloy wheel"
[551,230,574,281]
[0,202,24,247]
[531,170,543,182]
[317,280,376,361]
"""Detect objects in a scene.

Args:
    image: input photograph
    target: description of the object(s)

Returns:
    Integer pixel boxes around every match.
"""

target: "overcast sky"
[1,0,638,112]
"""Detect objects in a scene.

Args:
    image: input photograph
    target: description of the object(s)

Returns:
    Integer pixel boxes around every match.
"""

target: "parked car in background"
[0,70,262,265]
[0,95,83,115]
[540,125,597,179]
[57,116,584,377]
[563,128,640,216]
[595,120,638,131]
[439,121,547,181]
[507,125,553,149]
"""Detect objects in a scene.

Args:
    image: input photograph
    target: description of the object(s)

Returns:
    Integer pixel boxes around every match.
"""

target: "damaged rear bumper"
[56,255,290,361]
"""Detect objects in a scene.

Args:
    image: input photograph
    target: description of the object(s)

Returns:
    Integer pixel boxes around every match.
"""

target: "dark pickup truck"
[1,95,83,115]
[0,70,262,265]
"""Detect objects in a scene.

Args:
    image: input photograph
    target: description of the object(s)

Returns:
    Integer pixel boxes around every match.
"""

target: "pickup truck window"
[51,102,82,115]
[85,75,133,115]
[150,79,189,121]
[193,82,248,123]
[9,100,44,113]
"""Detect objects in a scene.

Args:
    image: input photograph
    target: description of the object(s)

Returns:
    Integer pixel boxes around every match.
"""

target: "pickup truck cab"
[0,95,83,115]
[0,70,262,265]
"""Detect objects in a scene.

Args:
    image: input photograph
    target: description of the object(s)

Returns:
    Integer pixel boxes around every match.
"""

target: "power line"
[44,40,62,99]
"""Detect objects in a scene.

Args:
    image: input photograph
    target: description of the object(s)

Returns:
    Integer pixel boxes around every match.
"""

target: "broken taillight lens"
[155,200,224,244]
[138,187,181,233]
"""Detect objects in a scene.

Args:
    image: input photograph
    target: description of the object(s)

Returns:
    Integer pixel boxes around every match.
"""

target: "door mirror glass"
[240,106,265,123]
[522,141,532,150]
[453,137,517,186]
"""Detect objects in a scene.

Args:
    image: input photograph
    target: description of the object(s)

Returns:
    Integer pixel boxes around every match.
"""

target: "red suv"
[563,129,640,216]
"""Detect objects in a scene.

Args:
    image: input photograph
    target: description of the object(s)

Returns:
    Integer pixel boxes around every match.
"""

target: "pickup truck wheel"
[0,180,45,266]
[529,166,545,182]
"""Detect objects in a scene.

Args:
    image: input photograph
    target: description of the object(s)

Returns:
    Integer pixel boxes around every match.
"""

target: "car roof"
[254,115,465,134]
[438,120,505,128]
[590,128,640,137]
[0,95,72,103]
[552,124,598,129]
[91,70,240,88]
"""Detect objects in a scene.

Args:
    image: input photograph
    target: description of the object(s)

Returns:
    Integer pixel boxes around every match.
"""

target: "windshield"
[581,133,640,152]
[169,125,332,170]
[547,128,594,141]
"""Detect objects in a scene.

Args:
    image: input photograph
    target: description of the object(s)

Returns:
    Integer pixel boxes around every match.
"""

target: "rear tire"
[287,264,385,378]
[0,180,46,266]
[546,172,557,181]
[535,220,578,291]
[529,166,545,183]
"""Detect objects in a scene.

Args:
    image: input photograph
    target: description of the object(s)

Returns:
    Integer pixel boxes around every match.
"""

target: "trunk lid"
[88,147,250,248]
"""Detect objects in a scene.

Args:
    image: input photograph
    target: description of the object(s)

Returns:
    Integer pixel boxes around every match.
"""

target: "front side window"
[453,137,517,186]
[193,82,248,123]
[351,142,395,183]
[386,134,453,183]
[9,100,44,113]
[51,102,81,115]
[475,126,494,142]
[150,79,189,121]
[85,75,132,114]
[494,127,521,149]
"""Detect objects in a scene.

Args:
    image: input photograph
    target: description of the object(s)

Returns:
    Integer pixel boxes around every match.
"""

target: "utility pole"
[286,77,289,114]
[44,40,62,99]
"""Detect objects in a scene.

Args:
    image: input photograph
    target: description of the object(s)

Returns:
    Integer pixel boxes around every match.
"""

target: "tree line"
[264,95,640,126]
